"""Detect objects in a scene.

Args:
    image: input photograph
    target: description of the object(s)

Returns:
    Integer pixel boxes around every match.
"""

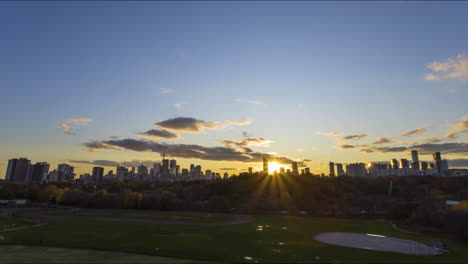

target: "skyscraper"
[162,159,170,177]
[329,162,335,177]
[58,164,75,182]
[292,162,298,174]
[400,159,410,169]
[263,155,268,174]
[248,167,253,174]
[411,150,420,170]
[30,162,49,184]
[336,163,345,176]
[92,167,104,184]
[433,152,442,174]
[391,159,399,169]
[5,158,31,183]
[421,161,428,170]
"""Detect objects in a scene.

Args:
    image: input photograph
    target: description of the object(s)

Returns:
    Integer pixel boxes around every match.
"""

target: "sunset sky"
[1,2,467,177]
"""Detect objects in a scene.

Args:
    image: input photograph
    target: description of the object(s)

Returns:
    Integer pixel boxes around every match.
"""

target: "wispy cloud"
[160,88,174,94]
[248,100,267,106]
[57,117,92,135]
[137,129,181,140]
[57,123,75,135]
[336,144,357,149]
[372,137,394,144]
[155,117,251,133]
[401,127,427,136]
[65,117,92,125]
[339,134,368,143]
[317,131,343,136]
[173,103,185,110]
[425,53,468,81]
[444,114,468,140]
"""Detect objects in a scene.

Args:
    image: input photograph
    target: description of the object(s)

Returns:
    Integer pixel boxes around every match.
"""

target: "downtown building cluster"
[4,158,230,184]
[329,151,468,177]
[5,158,74,184]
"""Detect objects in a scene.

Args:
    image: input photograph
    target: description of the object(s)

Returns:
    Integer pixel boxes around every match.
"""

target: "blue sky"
[1,2,467,175]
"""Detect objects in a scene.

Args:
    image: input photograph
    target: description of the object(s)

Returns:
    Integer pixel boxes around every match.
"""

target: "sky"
[1,1,467,177]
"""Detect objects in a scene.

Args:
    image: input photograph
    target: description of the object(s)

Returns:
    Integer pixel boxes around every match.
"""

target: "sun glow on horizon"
[268,162,289,173]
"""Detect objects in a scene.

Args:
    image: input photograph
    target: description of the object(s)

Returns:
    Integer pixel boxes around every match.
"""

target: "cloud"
[219,138,272,151]
[357,142,468,156]
[173,103,185,110]
[160,88,174,94]
[336,145,356,149]
[303,159,312,162]
[340,134,368,143]
[155,117,251,133]
[425,53,468,81]
[65,118,92,125]
[82,138,300,166]
[372,137,394,144]
[444,115,468,140]
[219,168,238,170]
[83,141,121,152]
[57,123,75,135]
[448,159,468,168]
[248,100,267,106]
[234,98,241,102]
[57,117,92,135]
[242,131,251,138]
[317,131,343,136]
[70,159,157,168]
[137,129,180,140]
[401,128,427,136]
[297,104,304,108]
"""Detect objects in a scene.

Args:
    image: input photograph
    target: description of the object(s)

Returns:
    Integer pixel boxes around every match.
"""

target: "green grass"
[47,209,236,223]
[0,217,28,231]
[1,210,468,263]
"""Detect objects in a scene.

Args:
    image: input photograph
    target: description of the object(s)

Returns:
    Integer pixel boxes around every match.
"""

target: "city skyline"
[1,2,468,177]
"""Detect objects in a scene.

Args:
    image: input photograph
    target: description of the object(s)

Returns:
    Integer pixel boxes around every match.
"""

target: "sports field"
[1,209,468,263]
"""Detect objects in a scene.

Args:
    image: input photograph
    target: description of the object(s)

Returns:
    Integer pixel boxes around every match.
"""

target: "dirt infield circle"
[314,232,441,255]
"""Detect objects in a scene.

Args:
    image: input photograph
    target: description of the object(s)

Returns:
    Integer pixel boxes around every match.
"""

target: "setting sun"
[269,162,288,173]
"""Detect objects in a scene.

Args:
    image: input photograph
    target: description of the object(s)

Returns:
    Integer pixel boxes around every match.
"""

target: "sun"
[268,162,285,173]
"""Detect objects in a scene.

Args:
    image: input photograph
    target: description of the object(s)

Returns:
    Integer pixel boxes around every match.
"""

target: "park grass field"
[1,209,468,263]
[48,209,236,223]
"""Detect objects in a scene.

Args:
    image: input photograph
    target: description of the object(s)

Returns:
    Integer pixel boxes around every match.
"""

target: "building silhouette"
[329,162,335,177]
[336,163,345,176]
[263,155,268,174]
[92,167,104,184]
[292,162,298,174]
[433,152,442,174]
[5,158,31,183]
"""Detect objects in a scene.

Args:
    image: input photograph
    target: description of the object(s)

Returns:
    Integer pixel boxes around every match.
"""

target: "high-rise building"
[170,160,176,169]
[304,168,310,174]
[248,167,253,174]
[400,159,410,169]
[433,152,442,174]
[223,172,228,179]
[391,159,399,169]
[30,162,49,184]
[153,163,160,177]
[421,161,428,170]
[138,165,148,177]
[58,164,75,182]
[411,150,419,163]
[441,159,449,174]
[336,163,345,176]
[92,167,104,183]
[280,167,285,174]
[346,163,367,177]
[5,158,31,183]
[329,162,335,177]
[161,159,170,177]
[263,155,268,174]
[292,162,298,174]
